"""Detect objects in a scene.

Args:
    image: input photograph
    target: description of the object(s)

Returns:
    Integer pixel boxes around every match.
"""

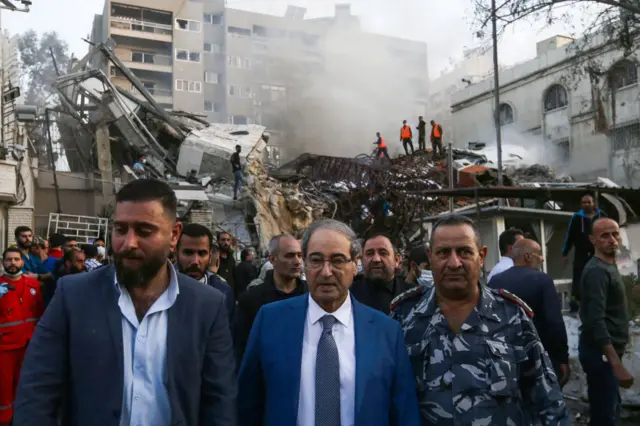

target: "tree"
[16,30,70,106]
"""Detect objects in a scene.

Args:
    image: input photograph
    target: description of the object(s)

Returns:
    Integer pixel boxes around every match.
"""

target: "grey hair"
[429,215,482,248]
[267,233,296,256]
[302,219,359,260]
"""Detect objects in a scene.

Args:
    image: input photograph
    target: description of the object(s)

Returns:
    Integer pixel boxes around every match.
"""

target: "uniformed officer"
[391,215,570,426]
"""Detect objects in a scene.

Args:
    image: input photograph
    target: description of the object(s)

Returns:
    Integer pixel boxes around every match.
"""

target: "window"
[131,51,155,64]
[204,43,221,54]
[109,66,116,77]
[610,123,640,151]
[205,71,219,84]
[175,79,202,92]
[228,26,251,38]
[175,18,201,32]
[555,139,570,163]
[204,101,220,112]
[204,13,223,25]
[610,60,638,90]
[240,86,252,98]
[175,49,201,63]
[227,56,251,68]
[498,103,514,125]
[543,84,568,112]
[228,85,238,96]
[229,115,249,125]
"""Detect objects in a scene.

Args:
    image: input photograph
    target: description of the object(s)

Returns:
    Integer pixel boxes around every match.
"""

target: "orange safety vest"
[400,126,411,139]
[0,275,43,350]
[379,136,387,149]
[433,123,442,138]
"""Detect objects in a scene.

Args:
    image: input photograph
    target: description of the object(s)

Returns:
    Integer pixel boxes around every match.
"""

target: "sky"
[1,0,592,79]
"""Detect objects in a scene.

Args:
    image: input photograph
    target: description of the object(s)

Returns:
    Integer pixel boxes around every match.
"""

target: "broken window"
[543,84,568,112]
[610,60,638,91]
[176,49,188,61]
[228,85,238,96]
[204,101,216,112]
[228,26,251,37]
[610,123,640,151]
[229,115,249,125]
[175,79,186,91]
[498,103,514,126]
[175,18,201,32]
[189,51,201,62]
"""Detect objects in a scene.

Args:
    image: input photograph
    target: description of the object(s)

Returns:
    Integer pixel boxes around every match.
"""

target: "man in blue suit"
[238,219,420,426]
[12,179,237,426]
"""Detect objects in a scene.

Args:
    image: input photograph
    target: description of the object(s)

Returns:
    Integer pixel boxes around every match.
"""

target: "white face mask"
[97,246,106,257]
[3,269,23,279]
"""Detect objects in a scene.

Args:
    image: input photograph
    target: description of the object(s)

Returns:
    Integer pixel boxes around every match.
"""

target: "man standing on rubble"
[416,116,427,151]
[373,132,390,161]
[400,120,414,155]
[562,193,606,314]
[430,120,444,158]
[350,234,416,314]
[231,144,243,201]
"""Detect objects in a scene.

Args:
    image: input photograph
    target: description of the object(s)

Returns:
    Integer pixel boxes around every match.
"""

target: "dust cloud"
[260,6,428,161]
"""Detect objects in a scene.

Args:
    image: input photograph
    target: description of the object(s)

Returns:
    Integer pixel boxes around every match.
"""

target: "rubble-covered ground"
[237,149,575,250]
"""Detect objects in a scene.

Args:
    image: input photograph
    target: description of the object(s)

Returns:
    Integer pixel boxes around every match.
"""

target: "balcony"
[130,86,173,106]
[0,159,18,202]
[116,48,173,74]
[110,17,172,43]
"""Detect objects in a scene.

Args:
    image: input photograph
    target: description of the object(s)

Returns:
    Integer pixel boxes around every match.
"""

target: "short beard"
[115,252,167,289]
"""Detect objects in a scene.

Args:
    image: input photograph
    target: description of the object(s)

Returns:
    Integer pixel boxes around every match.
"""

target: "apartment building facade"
[92,1,429,152]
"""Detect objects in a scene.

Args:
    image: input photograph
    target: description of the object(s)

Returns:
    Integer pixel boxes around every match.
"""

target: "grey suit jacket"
[12,265,237,426]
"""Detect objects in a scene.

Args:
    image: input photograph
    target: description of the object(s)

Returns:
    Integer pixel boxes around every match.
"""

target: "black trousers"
[432,138,444,157]
[418,135,426,150]
[402,138,414,155]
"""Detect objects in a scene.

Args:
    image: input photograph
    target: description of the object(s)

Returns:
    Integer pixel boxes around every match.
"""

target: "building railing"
[130,51,172,67]
[130,86,173,98]
[111,17,173,36]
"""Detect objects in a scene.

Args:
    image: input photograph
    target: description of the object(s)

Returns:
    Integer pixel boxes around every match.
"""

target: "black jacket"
[235,270,307,360]
[234,261,258,299]
[562,209,607,260]
[350,275,416,315]
[488,266,569,364]
[217,253,236,290]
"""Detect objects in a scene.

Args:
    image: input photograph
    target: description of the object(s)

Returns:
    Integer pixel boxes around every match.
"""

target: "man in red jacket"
[0,247,44,426]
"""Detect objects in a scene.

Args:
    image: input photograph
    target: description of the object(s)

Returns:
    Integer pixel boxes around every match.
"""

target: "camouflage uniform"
[390,284,570,426]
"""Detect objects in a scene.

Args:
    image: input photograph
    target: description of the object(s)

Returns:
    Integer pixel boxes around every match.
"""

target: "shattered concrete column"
[96,123,114,204]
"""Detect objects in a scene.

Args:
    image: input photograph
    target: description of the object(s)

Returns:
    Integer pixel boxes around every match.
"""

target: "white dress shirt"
[487,256,514,283]
[297,294,356,426]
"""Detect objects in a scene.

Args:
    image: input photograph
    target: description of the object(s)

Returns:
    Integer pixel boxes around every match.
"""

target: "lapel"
[284,295,308,418]
[352,296,376,422]
[100,265,124,383]
[167,274,186,388]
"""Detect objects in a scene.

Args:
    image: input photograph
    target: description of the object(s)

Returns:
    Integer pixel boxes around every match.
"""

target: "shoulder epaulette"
[390,285,426,311]
[497,288,534,319]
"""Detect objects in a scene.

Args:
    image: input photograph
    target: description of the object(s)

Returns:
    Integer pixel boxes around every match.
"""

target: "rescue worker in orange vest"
[400,120,414,155]
[373,131,391,162]
[430,120,444,158]
[0,247,44,426]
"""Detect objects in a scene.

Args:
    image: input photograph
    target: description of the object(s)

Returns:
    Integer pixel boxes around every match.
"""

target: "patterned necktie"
[315,314,341,426]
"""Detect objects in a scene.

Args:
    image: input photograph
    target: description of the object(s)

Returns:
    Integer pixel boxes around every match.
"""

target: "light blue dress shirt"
[115,264,179,426]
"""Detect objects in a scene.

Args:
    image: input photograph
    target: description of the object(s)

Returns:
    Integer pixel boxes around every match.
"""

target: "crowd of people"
[0,178,633,426]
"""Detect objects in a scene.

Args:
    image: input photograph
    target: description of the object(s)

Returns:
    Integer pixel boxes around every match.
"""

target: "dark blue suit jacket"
[238,294,421,426]
[13,265,237,426]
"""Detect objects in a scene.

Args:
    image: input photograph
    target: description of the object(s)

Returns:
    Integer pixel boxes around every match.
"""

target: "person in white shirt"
[237,219,421,426]
[487,228,525,282]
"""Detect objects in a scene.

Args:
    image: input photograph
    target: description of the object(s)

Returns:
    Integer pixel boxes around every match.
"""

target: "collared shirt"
[21,252,47,275]
[391,284,570,426]
[85,258,102,272]
[487,256,514,282]
[297,294,355,426]
[115,263,180,426]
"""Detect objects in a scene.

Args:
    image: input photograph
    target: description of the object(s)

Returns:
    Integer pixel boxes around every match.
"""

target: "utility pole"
[491,0,503,186]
